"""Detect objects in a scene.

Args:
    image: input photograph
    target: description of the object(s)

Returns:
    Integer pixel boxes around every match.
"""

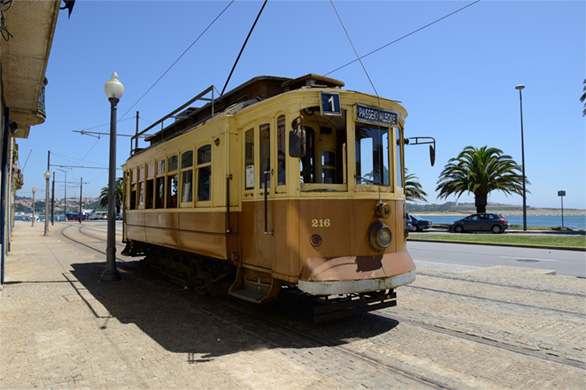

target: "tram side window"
[260,123,270,188]
[197,145,211,202]
[181,150,193,203]
[155,159,165,208]
[146,163,154,208]
[130,169,137,210]
[355,125,390,186]
[155,177,165,208]
[167,155,178,208]
[138,166,145,206]
[245,129,254,190]
[396,127,404,188]
[146,179,154,208]
[277,115,286,185]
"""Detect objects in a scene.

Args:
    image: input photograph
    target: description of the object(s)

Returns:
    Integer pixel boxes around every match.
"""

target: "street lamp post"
[515,84,527,231]
[31,187,36,226]
[44,170,50,236]
[101,72,124,282]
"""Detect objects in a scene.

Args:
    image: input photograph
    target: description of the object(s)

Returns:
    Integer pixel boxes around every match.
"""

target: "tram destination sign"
[356,104,398,126]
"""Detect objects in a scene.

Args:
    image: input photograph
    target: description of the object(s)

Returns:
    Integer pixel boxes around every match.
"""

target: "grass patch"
[408,233,586,248]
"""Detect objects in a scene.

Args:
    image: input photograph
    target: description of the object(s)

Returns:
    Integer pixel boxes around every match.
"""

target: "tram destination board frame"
[356,104,398,126]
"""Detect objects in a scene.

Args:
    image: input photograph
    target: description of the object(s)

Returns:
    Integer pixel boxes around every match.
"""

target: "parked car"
[89,212,107,220]
[448,213,509,234]
[408,214,432,232]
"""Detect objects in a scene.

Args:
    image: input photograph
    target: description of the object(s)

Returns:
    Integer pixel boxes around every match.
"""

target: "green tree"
[405,169,427,202]
[436,146,527,213]
[99,178,123,214]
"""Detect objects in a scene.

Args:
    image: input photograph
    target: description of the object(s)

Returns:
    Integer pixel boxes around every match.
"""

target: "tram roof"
[142,74,345,148]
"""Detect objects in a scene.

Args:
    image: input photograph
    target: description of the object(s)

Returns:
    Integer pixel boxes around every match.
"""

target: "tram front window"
[299,107,346,187]
[355,125,390,186]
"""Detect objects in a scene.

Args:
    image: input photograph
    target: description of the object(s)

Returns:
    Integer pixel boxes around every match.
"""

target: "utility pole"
[79,177,83,224]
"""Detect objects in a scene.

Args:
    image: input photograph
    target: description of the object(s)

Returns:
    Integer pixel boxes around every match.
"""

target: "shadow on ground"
[69,261,400,361]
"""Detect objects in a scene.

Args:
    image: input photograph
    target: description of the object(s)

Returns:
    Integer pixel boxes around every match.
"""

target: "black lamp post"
[31,187,36,227]
[515,84,527,231]
[101,72,124,282]
[44,170,50,236]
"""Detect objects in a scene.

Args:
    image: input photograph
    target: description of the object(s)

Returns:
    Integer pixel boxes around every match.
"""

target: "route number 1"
[321,92,341,116]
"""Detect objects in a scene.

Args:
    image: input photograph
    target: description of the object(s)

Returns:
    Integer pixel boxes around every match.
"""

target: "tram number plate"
[312,219,331,228]
[321,92,341,116]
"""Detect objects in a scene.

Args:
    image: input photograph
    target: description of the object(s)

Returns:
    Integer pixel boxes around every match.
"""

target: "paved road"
[407,241,586,278]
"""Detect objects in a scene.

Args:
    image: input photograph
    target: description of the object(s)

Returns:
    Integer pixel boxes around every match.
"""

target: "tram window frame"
[180,149,194,205]
[244,128,255,191]
[259,123,271,189]
[129,168,137,210]
[138,166,145,208]
[146,163,154,209]
[196,144,212,204]
[395,126,405,189]
[276,115,287,188]
[355,123,391,188]
[167,155,179,208]
[155,158,165,209]
[299,107,347,191]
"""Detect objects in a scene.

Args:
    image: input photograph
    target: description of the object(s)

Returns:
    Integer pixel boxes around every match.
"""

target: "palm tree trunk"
[475,192,488,213]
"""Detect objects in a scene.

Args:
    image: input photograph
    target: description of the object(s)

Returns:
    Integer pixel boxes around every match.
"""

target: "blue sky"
[17,0,585,209]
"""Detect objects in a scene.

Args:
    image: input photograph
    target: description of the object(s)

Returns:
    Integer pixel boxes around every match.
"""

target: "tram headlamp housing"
[368,221,392,251]
[375,202,391,218]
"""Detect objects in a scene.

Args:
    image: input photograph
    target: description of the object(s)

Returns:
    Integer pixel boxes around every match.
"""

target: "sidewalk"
[0,222,344,389]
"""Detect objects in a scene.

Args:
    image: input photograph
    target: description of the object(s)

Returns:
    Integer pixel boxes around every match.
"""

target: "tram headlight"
[368,221,392,251]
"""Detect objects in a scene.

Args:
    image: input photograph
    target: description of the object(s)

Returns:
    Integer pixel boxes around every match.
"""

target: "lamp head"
[44,170,51,180]
[32,187,36,194]
[104,72,124,100]
[515,84,525,90]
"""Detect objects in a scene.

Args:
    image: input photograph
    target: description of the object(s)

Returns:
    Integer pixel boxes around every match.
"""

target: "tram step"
[229,289,266,303]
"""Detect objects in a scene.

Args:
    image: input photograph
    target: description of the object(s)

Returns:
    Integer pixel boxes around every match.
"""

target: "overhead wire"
[329,0,384,202]
[325,0,482,76]
[120,0,235,121]
[220,0,268,96]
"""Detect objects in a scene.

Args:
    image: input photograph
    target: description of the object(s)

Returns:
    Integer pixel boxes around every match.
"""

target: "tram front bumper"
[297,250,416,296]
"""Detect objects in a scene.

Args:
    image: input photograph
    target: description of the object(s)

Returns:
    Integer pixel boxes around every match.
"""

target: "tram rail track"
[59,223,454,389]
[417,271,586,299]
[372,311,585,370]
[59,223,585,381]
[405,284,585,318]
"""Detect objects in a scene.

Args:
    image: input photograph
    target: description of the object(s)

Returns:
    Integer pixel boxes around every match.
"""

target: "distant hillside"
[406,202,586,215]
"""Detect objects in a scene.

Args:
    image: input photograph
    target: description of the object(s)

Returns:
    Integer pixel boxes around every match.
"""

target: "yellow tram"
[122,74,416,320]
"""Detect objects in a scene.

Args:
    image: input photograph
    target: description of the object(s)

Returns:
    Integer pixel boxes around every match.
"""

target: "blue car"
[408,214,432,232]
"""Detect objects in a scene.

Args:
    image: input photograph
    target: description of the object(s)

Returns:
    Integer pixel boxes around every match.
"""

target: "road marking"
[499,255,558,262]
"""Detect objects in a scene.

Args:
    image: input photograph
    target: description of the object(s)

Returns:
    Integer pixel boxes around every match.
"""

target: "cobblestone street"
[1,222,585,389]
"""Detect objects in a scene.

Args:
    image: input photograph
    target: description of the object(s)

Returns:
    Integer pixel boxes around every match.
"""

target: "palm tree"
[99,177,123,214]
[436,146,527,213]
[405,169,427,202]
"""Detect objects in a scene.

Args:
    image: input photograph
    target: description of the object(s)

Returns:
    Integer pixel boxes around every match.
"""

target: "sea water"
[416,214,586,229]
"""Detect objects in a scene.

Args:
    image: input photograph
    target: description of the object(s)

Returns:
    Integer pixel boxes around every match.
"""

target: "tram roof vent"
[282,74,345,91]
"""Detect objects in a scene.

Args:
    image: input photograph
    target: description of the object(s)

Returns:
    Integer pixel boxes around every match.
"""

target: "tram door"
[241,123,276,271]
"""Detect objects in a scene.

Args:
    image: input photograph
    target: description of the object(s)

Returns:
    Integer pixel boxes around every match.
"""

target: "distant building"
[1,1,64,283]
